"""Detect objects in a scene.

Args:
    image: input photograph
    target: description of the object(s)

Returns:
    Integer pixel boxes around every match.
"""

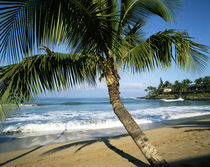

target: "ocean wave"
[2,106,210,136]
[169,112,210,120]
[2,98,210,137]
[5,105,210,124]
[62,102,85,105]
[131,105,210,115]
[36,101,110,106]
[19,104,37,107]
[1,119,152,135]
[4,110,116,123]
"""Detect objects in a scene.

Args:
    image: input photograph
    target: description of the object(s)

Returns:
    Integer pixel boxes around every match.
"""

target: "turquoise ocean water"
[0,97,210,151]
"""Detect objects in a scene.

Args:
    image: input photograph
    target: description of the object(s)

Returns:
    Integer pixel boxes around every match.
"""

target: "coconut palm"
[181,79,192,92]
[172,80,182,93]
[0,0,209,166]
[194,77,203,85]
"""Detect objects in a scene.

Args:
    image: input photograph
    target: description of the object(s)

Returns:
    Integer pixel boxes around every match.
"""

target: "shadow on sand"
[42,134,149,167]
[0,128,68,167]
[0,146,43,166]
[0,134,150,167]
[171,120,210,132]
[41,133,210,167]
[169,154,210,167]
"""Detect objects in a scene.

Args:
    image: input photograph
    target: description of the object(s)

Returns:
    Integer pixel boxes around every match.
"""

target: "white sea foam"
[19,104,37,107]
[169,112,210,120]
[130,105,210,115]
[161,97,184,102]
[1,119,152,135]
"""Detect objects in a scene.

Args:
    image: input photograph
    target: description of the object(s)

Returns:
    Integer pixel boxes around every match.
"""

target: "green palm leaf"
[122,29,209,73]
[0,51,99,121]
[119,0,181,31]
[0,0,116,63]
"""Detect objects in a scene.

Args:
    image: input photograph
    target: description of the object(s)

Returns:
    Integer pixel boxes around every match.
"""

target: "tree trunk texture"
[105,70,169,167]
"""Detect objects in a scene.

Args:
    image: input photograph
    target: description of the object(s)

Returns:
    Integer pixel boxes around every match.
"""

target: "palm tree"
[194,77,203,86]
[172,80,181,93]
[145,86,157,95]
[162,81,172,88]
[182,79,192,86]
[203,76,210,85]
[0,1,209,166]
[181,79,192,92]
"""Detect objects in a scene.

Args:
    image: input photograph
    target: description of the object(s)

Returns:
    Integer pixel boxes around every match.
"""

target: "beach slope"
[0,118,210,167]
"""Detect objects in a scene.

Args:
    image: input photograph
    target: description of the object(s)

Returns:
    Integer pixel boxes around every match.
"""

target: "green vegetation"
[145,76,210,100]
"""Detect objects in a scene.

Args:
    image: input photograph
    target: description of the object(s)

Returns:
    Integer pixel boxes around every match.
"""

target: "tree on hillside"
[162,81,172,88]
[181,79,192,92]
[172,80,181,93]
[0,1,209,167]
[182,79,192,86]
[145,86,157,95]
[158,78,164,90]
[203,76,210,85]
[194,77,203,85]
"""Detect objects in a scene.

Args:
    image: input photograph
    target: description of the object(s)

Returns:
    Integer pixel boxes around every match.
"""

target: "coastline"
[1,115,210,167]
[138,93,210,100]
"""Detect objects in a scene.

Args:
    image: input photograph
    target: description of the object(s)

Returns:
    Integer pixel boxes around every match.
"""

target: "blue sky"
[43,0,210,98]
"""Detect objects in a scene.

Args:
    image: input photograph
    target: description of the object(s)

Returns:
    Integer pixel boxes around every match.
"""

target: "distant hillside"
[143,76,210,100]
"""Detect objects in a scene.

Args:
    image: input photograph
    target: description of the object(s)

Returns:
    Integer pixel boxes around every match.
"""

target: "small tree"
[172,80,181,93]
[182,79,192,86]
[194,77,203,85]
[145,86,157,95]
[181,79,192,92]
[162,81,172,88]
[203,76,210,85]
[158,78,164,90]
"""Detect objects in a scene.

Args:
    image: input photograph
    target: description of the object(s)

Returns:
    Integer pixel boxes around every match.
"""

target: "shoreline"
[137,93,210,101]
[1,114,210,153]
[1,115,210,167]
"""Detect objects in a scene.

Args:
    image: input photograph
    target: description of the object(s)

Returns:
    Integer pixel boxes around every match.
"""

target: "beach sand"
[0,118,210,167]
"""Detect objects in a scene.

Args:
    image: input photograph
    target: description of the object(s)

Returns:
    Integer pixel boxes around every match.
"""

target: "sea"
[0,97,210,152]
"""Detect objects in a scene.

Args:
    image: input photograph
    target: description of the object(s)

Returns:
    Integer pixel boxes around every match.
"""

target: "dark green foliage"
[145,76,210,97]
[162,81,172,88]
[172,80,181,92]
[145,86,157,95]
[194,77,202,85]
[203,76,210,85]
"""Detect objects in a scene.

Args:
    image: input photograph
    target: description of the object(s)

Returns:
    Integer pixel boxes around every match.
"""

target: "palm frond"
[64,0,118,54]
[0,51,99,121]
[0,0,117,64]
[0,0,34,63]
[0,0,66,63]
[119,0,181,32]
[121,29,209,73]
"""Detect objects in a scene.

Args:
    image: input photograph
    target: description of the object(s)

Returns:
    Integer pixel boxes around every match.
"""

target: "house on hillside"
[162,87,172,93]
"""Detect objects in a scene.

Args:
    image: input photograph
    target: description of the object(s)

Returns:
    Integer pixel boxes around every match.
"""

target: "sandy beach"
[0,117,210,167]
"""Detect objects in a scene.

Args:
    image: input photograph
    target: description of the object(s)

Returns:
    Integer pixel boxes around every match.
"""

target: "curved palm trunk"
[106,70,169,167]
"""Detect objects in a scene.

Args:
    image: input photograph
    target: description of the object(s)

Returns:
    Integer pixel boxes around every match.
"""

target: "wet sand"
[0,117,210,167]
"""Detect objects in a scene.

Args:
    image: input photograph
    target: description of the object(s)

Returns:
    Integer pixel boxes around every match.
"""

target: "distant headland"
[139,76,210,100]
